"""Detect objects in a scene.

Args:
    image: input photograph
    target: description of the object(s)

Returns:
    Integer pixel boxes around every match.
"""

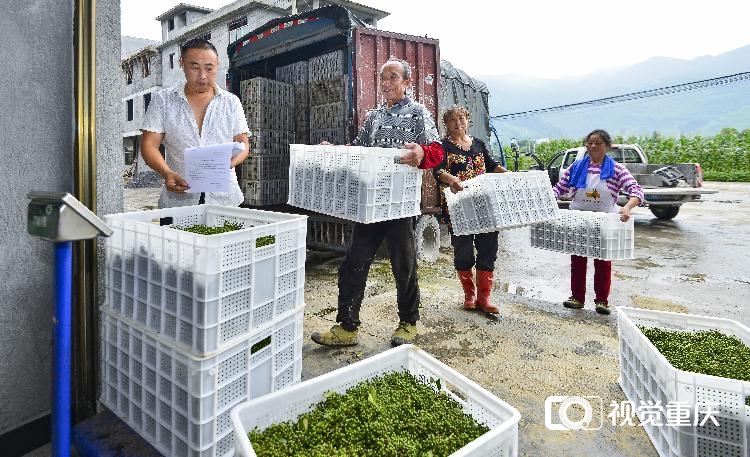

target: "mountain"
[478,44,750,140]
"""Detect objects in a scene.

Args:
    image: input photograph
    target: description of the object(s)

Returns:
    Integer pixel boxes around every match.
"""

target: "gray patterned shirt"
[351,98,439,148]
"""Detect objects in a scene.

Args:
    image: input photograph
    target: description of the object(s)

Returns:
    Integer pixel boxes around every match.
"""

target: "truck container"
[227,4,491,257]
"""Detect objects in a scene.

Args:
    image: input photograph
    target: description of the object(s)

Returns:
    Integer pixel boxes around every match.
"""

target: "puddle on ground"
[630,295,688,313]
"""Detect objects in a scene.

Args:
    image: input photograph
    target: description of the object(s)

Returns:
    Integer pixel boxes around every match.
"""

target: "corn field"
[520,128,750,182]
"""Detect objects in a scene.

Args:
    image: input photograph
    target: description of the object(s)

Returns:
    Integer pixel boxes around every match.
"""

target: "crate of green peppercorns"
[617,307,750,457]
[231,345,521,456]
[103,205,307,355]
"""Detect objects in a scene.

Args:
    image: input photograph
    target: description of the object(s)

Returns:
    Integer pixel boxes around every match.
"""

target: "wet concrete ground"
[123,182,750,457]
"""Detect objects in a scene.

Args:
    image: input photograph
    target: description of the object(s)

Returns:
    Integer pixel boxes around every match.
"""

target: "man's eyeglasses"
[586,141,604,146]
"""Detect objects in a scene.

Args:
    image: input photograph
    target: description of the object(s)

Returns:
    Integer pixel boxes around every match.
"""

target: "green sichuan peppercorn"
[174,220,244,235]
[248,371,490,457]
[639,326,750,406]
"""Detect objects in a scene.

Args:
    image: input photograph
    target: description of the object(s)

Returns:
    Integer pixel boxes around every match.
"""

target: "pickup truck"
[541,144,717,220]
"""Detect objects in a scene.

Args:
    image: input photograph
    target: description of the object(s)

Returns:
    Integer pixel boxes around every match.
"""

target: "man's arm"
[231,133,249,167]
[400,142,444,169]
[141,131,189,193]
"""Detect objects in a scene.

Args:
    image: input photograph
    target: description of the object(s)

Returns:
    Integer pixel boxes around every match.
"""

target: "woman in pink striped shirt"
[552,129,643,314]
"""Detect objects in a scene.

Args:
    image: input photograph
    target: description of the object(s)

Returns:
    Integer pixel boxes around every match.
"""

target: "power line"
[491,71,750,121]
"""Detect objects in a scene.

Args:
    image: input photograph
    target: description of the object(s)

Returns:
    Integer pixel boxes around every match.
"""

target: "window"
[548,152,564,170]
[142,57,150,77]
[169,53,174,69]
[143,93,151,112]
[126,99,134,121]
[228,16,249,43]
[618,147,641,163]
[563,151,578,168]
[168,17,174,31]
[124,62,133,85]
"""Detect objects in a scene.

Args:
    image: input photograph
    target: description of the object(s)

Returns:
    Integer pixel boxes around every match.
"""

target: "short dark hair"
[180,38,218,58]
[584,129,612,147]
[443,105,471,127]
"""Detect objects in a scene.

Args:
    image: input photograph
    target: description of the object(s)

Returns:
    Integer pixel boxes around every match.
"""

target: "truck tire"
[415,215,440,263]
[649,205,680,220]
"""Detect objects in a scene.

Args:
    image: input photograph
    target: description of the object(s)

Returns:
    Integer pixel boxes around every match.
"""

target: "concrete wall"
[0,0,121,439]
[0,0,74,435]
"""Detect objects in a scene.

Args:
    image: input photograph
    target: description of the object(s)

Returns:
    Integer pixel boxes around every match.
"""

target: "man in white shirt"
[140,38,250,208]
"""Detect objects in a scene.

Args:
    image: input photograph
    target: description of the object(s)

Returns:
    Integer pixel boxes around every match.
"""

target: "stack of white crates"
[275,61,309,145]
[287,144,422,223]
[101,205,307,457]
[444,171,560,235]
[618,307,750,457]
[529,208,635,260]
[239,77,294,205]
[308,50,349,145]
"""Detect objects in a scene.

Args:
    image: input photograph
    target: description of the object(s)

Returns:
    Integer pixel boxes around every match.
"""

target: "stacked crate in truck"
[275,61,309,144]
[308,50,349,145]
[239,77,294,205]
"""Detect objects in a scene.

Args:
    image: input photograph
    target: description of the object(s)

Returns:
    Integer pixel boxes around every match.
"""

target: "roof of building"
[155,3,214,21]
[121,36,160,59]
[158,0,389,48]
[328,0,388,21]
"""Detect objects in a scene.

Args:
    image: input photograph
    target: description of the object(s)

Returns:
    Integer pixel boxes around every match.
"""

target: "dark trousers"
[570,255,612,304]
[450,231,499,272]
[336,217,420,330]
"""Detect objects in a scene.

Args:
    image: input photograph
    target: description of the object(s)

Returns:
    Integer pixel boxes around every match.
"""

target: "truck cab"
[545,144,647,187]
[543,144,715,219]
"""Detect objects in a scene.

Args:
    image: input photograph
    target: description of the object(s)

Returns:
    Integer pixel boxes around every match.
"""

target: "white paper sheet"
[183,142,244,193]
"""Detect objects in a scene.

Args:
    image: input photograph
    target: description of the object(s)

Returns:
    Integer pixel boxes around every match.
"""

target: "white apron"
[570,171,617,213]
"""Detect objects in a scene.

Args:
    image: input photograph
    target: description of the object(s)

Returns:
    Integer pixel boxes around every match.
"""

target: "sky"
[121,0,750,79]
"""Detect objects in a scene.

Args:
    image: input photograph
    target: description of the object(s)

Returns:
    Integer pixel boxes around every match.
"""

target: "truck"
[536,143,717,220]
[226,4,493,259]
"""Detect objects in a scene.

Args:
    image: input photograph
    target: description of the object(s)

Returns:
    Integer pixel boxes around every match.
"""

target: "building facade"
[122,41,161,168]
[121,0,388,170]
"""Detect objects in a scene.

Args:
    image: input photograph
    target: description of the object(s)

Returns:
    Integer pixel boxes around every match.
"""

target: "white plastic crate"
[444,171,560,235]
[244,103,293,131]
[240,179,288,207]
[240,77,293,106]
[309,127,347,145]
[308,50,344,82]
[309,101,346,130]
[529,208,635,260]
[248,129,293,155]
[100,305,303,457]
[274,61,308,85]
[617,307,750,457]
[309,75,348,105]
[103,205,306,355]
[230,345,520,457]
[287,144,423,223]
[240,154,290,181]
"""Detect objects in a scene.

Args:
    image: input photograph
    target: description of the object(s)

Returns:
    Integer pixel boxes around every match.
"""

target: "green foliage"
[174,221,244,235]
[639,326,750,407]
[248,371,489,456]
[510,129,750,181]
